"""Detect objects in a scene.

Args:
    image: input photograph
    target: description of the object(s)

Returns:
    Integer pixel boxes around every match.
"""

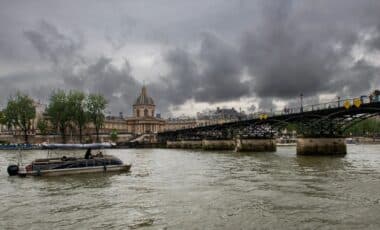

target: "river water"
[1,145,380,229]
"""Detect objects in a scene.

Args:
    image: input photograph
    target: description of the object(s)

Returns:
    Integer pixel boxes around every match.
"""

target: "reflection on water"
[1,145,380,229]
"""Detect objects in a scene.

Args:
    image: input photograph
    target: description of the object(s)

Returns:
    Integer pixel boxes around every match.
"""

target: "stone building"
[164,117,197,131]
[126,86,165,135]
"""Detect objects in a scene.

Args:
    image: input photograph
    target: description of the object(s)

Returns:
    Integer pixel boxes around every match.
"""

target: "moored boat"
[276,136,297,146]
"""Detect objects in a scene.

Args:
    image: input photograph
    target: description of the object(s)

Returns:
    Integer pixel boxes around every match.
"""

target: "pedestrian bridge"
[157,97,380,155]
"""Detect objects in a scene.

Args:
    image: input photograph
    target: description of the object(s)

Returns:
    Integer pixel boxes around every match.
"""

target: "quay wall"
[201,139,236,150]
[297,138,347,155]
[236,138,276,152]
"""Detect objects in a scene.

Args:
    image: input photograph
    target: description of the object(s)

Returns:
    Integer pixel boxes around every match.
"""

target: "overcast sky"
[0,0,379,117]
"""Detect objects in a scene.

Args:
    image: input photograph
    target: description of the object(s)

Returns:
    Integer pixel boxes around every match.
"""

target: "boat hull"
[276,143,296,147]
[18,164,131,177]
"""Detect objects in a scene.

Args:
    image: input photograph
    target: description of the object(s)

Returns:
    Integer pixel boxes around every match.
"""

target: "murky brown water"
[1,145,380,229]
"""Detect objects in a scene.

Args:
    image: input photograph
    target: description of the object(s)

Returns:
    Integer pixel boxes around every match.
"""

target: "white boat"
[276,136,297,146]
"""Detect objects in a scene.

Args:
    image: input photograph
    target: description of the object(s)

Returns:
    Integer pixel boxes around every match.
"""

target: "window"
[144,109,148,117]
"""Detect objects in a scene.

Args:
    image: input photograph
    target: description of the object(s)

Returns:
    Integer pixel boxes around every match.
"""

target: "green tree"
[110,129,118,143]
[345,118,380,136]
[4,92,36,143]
[68,90,88,143]
[0,110,6,125]
[46,90,71,143]
[37,119,49,136]
[87,94,107,143]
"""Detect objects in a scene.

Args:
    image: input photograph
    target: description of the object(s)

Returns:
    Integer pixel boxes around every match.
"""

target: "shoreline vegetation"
[0,90,107,144]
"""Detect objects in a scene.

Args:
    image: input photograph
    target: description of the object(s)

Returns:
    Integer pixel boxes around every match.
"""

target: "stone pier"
[166,140,182,148]
[202,139,235,150]
[181,140,202,149]
[235,138,277,152]
[296,138,347,155]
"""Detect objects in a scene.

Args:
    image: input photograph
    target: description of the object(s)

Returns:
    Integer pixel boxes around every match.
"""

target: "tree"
[46,90,71,143]
[110,129,118,143]
[345,118,380,136]
[37,119,49,136]
[87,94,107,143]
[68,90,88,143]
[0,111,6,125]
[4,92,36,143]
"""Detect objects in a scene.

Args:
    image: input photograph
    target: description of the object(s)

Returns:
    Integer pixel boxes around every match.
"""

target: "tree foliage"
[345,117,380,136]
[87,94,107,142]
[37,119,49,136]
[4,92,36,143]
[46,90,71,143]
[68,90,88,143]
[110,129,118,142]
[0,111,6,125]
[2,90,109,144]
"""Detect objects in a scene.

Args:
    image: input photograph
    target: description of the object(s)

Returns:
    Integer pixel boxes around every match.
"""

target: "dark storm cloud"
[24,20,84,66]
[8,20,141,115]
[241,0,380,102]
[1,0,380,114]
[196,33,249,102]
[63,57,141,114]
[366,26,380,51]
[148,33,249,113]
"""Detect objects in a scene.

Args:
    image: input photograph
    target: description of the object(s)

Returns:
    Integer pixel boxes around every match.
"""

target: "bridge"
[157,96,380,155]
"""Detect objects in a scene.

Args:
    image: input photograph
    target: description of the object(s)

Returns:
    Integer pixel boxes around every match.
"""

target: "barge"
[7,148,131,177]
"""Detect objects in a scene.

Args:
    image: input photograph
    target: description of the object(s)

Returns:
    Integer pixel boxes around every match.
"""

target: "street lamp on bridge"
[300,93,303,112]
[337,96,341,107]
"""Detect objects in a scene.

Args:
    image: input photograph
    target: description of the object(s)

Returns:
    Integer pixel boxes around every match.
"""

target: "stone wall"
[201,139,235,150]
[297,138,346,155]
[181,140,202,149]
[236,138,276,152]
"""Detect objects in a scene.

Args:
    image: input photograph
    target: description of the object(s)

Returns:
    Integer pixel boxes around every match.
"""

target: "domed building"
[126,86,165,135]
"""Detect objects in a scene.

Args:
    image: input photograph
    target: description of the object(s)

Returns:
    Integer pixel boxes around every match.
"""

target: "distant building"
[32,101,47,134]
[101,116,129,133]
[196,107,247,127]
[126,86,166,135]
[164,117,197,131]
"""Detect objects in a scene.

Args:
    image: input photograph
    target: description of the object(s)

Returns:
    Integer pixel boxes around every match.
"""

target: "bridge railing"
[191,95,375,129]
[259,95,372,118]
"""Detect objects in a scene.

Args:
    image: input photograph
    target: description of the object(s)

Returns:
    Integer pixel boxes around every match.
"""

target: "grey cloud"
[196,33,249,102]
[148,33,250,114]
[239,0,380,109]
[23,20,84,67]
[2,21,141,115]
[258,98,275,111]
[1,1,380,115]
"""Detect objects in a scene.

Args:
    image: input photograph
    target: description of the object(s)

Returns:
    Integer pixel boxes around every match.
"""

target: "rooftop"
[134,86,155,106]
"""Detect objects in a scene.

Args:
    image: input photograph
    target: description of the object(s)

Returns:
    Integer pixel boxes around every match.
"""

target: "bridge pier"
[166,140,182,148]
[235,138,276,152]
[296,138,347,155]
[181,140,202,149]
[202,139,235,150]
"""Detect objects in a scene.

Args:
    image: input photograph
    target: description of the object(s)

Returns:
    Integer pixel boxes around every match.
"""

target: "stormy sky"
[0,0,379,117]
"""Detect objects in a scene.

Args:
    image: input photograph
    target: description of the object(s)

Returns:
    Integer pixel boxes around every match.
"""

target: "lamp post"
[300,93,303,112]
[337,96,341,107]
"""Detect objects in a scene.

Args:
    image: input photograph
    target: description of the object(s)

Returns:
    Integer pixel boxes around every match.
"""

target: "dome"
[134,86,155,106]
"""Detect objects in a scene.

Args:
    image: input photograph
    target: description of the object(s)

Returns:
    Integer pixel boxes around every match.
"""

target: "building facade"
[164,117,197,131]
[126,86,166,135]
